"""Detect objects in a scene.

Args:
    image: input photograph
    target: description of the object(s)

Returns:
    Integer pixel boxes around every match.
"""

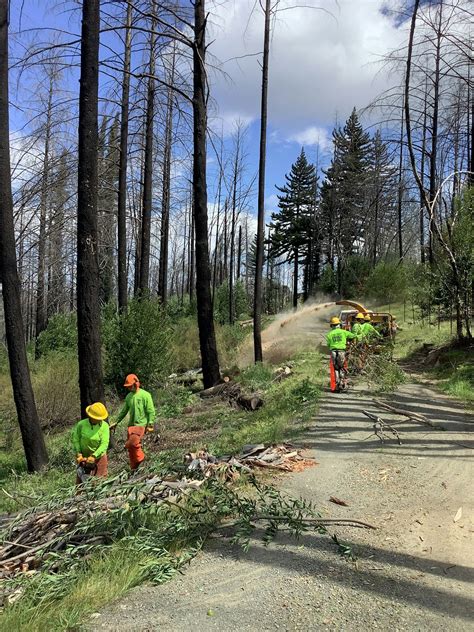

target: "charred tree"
[193,0,220,387]
[254,0,271,363]
[76,0,105,415]
[0,1,48,471]
[117,0,132,310]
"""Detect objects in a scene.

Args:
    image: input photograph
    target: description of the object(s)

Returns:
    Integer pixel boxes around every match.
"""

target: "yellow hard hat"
[330,316,341,325]
[356,312,365,320]
[364,314,372,321]
[86,402,109,421]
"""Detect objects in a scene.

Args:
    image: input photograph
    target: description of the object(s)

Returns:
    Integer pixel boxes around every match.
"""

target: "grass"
[0,543,165,632]
[0,348,325,630]
[375,302,473,405]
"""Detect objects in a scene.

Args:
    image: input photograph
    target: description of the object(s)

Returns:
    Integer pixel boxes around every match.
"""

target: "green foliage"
[340,255,372,298]
[36,313,77,358]
[318,265,337,294]
[214,280,248,325]
[104,298,173,390]
[366,261,408,305]
[362,348,406,393]
[239,363,274,391]
[156,385,195,419]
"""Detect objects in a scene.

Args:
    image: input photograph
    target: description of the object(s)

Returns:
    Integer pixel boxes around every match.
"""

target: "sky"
[9,0,409,217]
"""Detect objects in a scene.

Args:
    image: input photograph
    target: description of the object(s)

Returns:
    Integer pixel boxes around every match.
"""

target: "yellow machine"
[336,300,395,338]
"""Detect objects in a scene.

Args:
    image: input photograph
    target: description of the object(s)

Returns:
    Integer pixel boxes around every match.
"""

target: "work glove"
[76,453,84,464]
[146,426,154,433]
[86,455,96,464]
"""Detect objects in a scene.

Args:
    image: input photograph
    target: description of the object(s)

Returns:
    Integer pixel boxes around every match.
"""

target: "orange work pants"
[125,426,146,470]
[75,453,108,485]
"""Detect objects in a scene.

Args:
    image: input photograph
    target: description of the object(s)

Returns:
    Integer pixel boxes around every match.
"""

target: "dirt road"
[93,381,474,631]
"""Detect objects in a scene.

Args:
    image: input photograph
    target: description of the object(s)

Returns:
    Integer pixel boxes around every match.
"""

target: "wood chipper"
[336,300,396,339]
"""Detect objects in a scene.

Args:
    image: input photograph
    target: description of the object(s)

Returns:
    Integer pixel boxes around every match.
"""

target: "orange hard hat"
[124,373,139,387]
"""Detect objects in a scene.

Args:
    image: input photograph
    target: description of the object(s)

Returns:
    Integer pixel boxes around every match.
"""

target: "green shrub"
[32,353,80,428]
[104,298,173,390]
[36,313,77,357]
[214,281,248,325]
[169,317,200,372]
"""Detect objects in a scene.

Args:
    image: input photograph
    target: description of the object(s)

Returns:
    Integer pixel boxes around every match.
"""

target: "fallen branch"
[373,399,437,428]
[363,410,402,445]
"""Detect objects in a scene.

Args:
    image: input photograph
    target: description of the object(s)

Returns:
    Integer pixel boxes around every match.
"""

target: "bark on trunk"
[158,45,176,305]
[193,0,220,387]
[76,0,105,416]
[117,0,132,311]
[138,5,156,294]
[0,2,48,471]
[253,0,271,363]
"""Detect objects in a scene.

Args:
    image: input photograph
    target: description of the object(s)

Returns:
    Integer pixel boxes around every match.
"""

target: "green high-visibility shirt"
[352,322,363,337]
[361,322,382,340]
[326,328,356,351]
[115,388,156,428]
[71,418,110,458]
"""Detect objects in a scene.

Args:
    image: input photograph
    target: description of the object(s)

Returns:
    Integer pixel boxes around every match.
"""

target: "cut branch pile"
[184,443,316,479]
[0,476,203,581]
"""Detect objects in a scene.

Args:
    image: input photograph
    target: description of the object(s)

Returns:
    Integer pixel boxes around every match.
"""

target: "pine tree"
[320,108,371,293]
[270,149,317,307]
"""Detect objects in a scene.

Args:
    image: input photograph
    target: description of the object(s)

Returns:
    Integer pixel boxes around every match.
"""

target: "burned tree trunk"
[138,4,157,295]
[0,2,48,471]
[117,0,132,311]
[193,0,220,387]
[158,45,176,305]
[76,0,105,415]
[254,0,271,362]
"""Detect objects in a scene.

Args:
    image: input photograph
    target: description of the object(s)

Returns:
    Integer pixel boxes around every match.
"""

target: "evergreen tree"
[270,149,318,307]
[320,108,371,293]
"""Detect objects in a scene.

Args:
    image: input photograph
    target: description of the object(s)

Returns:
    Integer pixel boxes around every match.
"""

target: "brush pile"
[0,474,204,584]
[184,443,316,480]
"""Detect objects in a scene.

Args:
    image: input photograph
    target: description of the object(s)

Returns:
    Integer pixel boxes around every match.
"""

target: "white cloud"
[287,126,331,151]
[209,0,406,134]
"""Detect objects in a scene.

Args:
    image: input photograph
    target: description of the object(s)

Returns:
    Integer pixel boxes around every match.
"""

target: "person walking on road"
[327,317,356,390]
[110,374,156,471]
[72,402,110,484]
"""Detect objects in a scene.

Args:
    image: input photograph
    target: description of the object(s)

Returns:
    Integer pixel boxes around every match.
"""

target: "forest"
[0,0,472,629]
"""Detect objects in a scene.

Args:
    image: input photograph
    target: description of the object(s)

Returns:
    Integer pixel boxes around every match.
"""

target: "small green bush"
[36,313,77,357]
[214,280,248,325]
[104,298,173,390]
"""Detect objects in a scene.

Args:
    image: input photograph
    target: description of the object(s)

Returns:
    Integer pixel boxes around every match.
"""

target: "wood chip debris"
[184,443,316,479]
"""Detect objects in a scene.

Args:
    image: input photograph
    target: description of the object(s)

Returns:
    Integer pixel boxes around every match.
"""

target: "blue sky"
[9,0,407,218]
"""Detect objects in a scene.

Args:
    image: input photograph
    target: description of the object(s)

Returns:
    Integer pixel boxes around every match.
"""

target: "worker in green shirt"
[110,374,156,470]
[361,314,382,341]
[71,402,110,484]
[327,317,356,388]
[351,313,366,339]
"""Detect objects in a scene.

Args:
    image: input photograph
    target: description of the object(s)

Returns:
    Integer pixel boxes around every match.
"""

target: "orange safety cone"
[329,356,337,392]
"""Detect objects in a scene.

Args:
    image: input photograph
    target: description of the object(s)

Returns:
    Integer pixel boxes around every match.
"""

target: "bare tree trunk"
[35,76,54,351]
[76,0,105,416]
[237,224,242,281]
[138,3,156,294]
[397,105,404,260]
[254,0,271,363]
[419,72,428,263]
[293,249,299,308]
[427,0,444,266]
[158,45,176,305]
[117,0,132,311]
[229,140,239,325]
[0,2,48,471]
[193,0,220,387]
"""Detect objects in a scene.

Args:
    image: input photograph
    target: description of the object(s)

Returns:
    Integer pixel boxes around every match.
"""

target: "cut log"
[236,395,264,411]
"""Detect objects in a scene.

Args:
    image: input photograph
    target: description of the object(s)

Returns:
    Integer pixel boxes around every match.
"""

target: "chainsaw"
[76,459,98,483]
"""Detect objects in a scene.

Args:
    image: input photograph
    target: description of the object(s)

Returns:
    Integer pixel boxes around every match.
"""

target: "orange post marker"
[329,356,337,392]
